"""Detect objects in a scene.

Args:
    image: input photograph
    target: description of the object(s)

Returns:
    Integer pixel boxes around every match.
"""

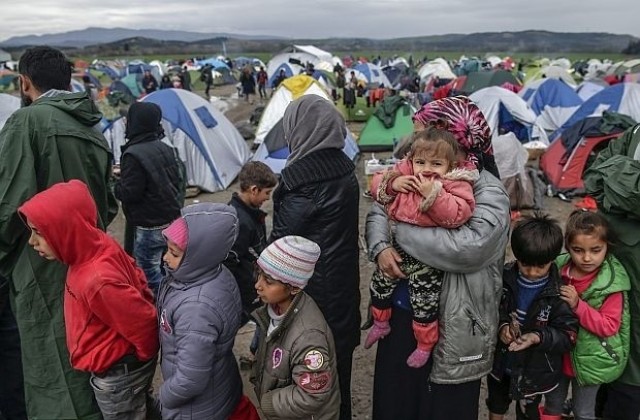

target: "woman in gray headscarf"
[270,94,361,420]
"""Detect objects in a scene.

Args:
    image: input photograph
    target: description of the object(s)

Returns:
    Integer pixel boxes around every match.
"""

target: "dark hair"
[18,46,73,92]
[565,210,615,250]
[408,128,460,170]
[511,212,563,266]
[238,162,277,191]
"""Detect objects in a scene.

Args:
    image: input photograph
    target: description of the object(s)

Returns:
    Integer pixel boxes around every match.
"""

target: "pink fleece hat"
[162,217,188,250]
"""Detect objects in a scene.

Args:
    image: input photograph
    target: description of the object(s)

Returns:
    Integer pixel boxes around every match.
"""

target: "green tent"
[336,95,375,122]
[458,70,519,95]
[358,98,414,151]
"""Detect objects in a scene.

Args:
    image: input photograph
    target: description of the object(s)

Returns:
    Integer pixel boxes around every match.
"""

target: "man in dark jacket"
[270,96,360,420]
[0,45,115,419]
[179,66,191,91]
[115,102,185,296]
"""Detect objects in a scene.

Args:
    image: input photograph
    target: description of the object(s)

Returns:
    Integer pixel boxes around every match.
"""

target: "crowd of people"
[0,46,639,420]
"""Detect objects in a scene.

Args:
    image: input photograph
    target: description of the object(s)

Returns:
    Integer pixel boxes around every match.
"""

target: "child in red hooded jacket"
[19,180,159,419]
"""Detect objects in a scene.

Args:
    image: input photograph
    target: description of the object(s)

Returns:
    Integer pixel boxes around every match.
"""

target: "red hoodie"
[19,180,159,373]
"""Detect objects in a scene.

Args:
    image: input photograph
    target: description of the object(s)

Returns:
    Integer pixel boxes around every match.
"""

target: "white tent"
[418,58,456,82]
[254,75,331,146]
[267,44,334,80]
[104,89,251,192]
[0,93,20,131]
[470,86,549,145]
[530,65,576,87]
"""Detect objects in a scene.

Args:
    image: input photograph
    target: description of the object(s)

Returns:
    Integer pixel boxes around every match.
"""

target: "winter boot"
[538,405,562,420]
[407,321,439,368]
[364,307,392,349]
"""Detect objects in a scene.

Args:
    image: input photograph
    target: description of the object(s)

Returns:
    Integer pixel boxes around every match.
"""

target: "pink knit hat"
[162,217,188,250]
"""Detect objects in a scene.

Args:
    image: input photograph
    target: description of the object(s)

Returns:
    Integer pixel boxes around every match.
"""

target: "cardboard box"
[364,159,397,191]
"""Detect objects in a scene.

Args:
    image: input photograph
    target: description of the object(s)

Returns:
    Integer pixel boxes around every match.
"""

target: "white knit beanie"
[257,236,321,289]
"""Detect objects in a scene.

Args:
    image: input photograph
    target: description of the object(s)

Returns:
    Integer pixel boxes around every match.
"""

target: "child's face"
[255,269,295,307]
[27,221,57,260]
[411,153,450,177]
[517,261,553,281]
[249,186,273,209]
[568,233,607,277]
[163,239,185,270]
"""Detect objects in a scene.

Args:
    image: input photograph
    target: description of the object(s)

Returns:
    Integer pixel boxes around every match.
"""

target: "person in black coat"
[114,102,185,297]
[269,95,360,420]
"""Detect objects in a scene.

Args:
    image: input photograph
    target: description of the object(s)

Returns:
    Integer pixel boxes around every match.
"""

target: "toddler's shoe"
[364,320,391,349]
[406,348,431,368]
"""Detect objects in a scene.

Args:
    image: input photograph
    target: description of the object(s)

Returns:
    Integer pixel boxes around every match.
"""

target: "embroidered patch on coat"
[303,350,324,370]
[272,347,283,369]
[298,372,331,393]
[160,309,172,334]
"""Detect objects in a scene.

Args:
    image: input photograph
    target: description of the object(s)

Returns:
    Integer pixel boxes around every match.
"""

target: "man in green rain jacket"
[584,123,640,420]
[0,46,117,419]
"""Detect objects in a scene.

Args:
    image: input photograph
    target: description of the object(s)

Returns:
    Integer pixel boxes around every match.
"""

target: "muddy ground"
[107,84,577,419]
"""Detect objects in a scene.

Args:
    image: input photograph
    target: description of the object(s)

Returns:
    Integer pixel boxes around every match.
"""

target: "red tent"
[539,133,621,192]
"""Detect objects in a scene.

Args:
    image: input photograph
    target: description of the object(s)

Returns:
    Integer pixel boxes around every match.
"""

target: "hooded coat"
[270,95,361,357]
[18,180,158,374]
[584,123,640,386]
[0,91,116,419]
[157,203,243,419]
[114,102,183,227]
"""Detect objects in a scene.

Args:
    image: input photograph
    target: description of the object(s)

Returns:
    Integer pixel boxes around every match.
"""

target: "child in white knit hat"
[251,236,341,419]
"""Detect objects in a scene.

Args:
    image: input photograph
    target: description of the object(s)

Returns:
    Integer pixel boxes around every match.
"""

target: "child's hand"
[560,285,579,310]
[508,332,541,352]
[499,324,514,345]
[391,175,419,193]
[415,173,435,198]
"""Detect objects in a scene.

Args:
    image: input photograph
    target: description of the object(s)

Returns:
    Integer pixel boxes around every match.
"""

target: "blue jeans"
[134,226,167,296]
[0,303,27,420]
[89,358,157,420]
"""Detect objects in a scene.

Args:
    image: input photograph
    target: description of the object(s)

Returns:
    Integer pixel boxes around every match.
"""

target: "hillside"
[1,28,638,56]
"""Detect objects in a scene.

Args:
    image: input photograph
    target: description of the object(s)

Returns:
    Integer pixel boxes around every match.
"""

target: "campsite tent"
[418,58,456,83]
[251,76,358,173]
[575,79,607,101]
[540,132,621,193]
[252,119,359,174]
[254,75,330,146]
[469,86,549,144]
[540,114,636,193]
[105,89,251,192]
[526,65,576,87]
[357,96,414,151]
[458,70,520,95]
[267,62,304,88]
[353,63,392,88]
[519,79,583,132]
[0,93,20,130]
[551,83,640,140]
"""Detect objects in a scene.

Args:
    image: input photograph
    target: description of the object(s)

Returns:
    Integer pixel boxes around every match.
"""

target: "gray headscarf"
[283,94,346,165]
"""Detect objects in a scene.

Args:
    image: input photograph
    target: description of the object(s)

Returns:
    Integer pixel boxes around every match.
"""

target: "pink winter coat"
[370,159,478,228]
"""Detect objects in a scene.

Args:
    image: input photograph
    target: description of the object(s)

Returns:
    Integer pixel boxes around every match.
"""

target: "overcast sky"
[1,0,639,42]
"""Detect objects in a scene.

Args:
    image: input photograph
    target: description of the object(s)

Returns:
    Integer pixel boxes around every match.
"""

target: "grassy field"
[71,50,638,65]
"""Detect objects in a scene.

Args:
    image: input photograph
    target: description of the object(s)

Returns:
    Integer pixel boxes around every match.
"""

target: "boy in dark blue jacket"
[487,213,578,420]
[226,161,277,325]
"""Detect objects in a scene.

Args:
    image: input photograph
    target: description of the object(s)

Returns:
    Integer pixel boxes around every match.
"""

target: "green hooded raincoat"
[0,91,117,419]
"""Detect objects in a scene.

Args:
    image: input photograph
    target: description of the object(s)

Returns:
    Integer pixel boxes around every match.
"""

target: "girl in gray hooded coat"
[157,203,245,419]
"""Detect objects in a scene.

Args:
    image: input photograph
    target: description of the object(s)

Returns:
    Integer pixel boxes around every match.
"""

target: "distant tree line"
[622,40,640,54]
